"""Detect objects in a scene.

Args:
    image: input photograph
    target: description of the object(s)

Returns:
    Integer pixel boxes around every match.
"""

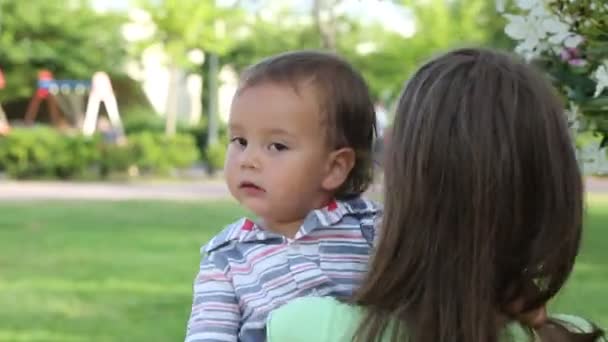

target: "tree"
[312,0,341,51]
[340,0,507,102]
[0,0,127,102]
[225,0,507,104]
[134,0,242,137]
[224,4,322,73]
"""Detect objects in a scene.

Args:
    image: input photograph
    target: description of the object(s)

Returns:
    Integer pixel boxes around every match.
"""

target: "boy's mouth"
[239,181,265,194]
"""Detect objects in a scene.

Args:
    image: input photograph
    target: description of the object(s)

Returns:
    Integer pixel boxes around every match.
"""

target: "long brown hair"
[353,48,588,341]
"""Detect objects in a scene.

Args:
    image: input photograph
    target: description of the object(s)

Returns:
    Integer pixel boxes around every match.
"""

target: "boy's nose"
[240,147,260,169]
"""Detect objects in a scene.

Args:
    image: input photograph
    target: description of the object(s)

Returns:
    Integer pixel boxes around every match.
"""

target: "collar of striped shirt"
[204,196,381,254]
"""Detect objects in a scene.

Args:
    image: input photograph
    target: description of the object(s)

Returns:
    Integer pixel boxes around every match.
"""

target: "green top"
[267,296,603,342]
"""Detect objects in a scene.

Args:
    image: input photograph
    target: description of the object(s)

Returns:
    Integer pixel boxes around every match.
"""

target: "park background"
[0,0,606,341]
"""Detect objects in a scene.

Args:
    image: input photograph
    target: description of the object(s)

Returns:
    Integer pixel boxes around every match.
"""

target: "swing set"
[1,69,125,138]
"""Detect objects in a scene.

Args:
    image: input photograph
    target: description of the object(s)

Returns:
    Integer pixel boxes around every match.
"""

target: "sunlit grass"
[549,194,608,327]
[0,196,605,341]
[0,200,246,341]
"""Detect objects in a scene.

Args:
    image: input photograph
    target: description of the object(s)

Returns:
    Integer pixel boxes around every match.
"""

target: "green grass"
[0,200,247,342]
[0,196,606,341]
[550,194,608,327]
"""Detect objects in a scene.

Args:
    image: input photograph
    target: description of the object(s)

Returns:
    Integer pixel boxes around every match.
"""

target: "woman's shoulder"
[276,295,341,312]
[507,314,606,342]
[267,296,361,342]
[545,314,606,340]
[551,314,601,333]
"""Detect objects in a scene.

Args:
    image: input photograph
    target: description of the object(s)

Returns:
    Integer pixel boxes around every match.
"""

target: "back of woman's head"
[354,48,585,342]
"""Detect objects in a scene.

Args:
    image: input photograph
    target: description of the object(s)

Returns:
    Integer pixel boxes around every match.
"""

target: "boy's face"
[225,82,334,227]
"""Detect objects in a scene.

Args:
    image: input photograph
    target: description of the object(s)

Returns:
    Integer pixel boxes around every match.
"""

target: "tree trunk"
[206,53,220,146]
[165,65,179,137]
[312,0,338,51]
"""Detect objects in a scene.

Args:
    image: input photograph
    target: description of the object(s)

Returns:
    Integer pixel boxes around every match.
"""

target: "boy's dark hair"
[352,48,594,342]
[238,50,376,199]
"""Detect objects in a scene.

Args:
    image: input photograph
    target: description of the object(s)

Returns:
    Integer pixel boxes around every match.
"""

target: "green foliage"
[0,127,100,179]
[0,127,200,179]
[99,142,135,176]
[549,1,608,43]
[225,0,508,101]
[205,141,227,173]
[135,0,243,67]
[225,8,323,72]
[503,0,608,144]
[122,107,208,136]
[341,0,504,100]
[121,108,215,168]
[122,108,167,135]
[0,0,128,102]
[202,125,228,173]
[128,131,200,175]
[550,1,608,143]
[53,133,102,179]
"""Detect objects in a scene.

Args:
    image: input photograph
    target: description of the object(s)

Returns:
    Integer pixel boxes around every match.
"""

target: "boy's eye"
[269,143,288,151]
[230,137,247,147]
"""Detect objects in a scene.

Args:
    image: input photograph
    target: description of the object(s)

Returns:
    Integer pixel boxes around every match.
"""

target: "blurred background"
[0,0,606,341]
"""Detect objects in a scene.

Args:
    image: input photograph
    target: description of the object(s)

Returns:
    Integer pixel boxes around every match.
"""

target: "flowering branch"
[500,0,608,173]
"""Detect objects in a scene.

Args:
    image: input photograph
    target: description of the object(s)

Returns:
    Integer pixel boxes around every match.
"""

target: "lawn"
[0,200,247,342]
[0,196,606,341]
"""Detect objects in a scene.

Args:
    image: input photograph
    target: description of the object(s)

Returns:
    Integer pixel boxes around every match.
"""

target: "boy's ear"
[322,147,355,192]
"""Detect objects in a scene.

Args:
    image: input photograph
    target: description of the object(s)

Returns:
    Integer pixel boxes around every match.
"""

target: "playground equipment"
[24,70,69,128]
[82,71,124,137]
[21,70,124,138]
[51,79,91,128]
[0,69,9,135]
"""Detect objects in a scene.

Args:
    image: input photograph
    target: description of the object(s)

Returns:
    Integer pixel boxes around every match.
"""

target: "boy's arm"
[185,253,240,342]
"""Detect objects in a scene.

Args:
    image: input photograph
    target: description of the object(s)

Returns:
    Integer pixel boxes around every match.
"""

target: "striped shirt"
[185,197,381,342]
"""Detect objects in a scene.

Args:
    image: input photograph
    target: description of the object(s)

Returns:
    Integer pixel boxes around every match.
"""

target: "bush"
[99,143,136,177]
[128,132,200,175]
[0,127,201,180]
[54,134,102,179]
[0,127,59,178]
[205,141,227,173]
[122,108,166,135]
[0,127,100,179]
[121,107,217,167]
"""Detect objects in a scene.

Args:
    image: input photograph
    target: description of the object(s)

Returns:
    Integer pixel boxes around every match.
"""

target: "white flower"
[563,35,584,48]
[592,61,608,98]
[543,15,582,47]
[503,0,584,61]
[515,0,537,10]
[528,2,550,17]
[544,18,570,41]
[504,14,548,54]
[504,15,529,40]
